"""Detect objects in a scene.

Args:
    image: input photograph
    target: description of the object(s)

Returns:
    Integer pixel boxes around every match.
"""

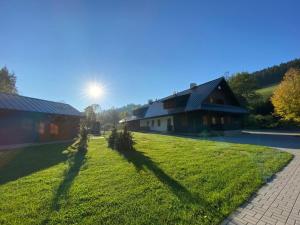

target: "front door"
[167,118,173,131]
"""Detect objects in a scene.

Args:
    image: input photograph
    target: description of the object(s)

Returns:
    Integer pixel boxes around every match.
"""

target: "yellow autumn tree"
[271,68,300,122]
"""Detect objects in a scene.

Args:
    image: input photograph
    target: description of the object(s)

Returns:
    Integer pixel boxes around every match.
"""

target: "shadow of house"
[0,142,71,185]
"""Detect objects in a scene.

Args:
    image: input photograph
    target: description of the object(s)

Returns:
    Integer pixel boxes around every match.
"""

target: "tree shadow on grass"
[41,144,87,224]
[116,148,224,223]
[117,148,196,203]
[50,145,87,211]
[0,142,72,185]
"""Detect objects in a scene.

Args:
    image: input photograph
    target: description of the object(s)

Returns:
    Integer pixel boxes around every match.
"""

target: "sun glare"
[86,82,104,99]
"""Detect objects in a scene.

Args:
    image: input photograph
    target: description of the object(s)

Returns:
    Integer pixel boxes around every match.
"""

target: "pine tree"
[108,127,118,149]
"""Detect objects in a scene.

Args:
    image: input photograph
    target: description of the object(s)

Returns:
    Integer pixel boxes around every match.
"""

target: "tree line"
[250,58,300,88]
[227,65,300,128]
[83,103,140,134]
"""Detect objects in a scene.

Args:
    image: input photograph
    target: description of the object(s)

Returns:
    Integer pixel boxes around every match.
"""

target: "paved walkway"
[214,131,300,225]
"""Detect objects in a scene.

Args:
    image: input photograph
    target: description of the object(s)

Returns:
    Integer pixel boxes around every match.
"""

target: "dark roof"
[122,77,247,122]
[0,92,82,117]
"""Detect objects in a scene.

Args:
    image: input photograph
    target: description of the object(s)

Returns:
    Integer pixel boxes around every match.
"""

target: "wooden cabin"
[121,77,248,133]
[0,93,82,146]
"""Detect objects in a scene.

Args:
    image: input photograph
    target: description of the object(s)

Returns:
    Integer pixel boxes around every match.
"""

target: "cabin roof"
[0,92,82,117]
[123,77,247,122]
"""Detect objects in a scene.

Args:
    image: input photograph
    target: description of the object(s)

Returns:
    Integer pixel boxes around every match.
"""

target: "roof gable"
[185,77,225,111]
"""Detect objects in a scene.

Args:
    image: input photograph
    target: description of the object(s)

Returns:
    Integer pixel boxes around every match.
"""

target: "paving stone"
[222,149,300,225]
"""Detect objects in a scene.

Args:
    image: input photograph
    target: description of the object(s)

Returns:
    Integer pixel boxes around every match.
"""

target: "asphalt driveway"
[211,130,300,150]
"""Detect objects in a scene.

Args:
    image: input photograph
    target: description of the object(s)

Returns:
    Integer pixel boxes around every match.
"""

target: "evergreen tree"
[108,127,118,149]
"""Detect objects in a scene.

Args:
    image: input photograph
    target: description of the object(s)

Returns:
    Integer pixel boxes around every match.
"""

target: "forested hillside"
[250,58,300,88]
[227,58,300,128]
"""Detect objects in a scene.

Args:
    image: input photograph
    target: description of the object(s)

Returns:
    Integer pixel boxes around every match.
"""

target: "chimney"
[190,83,197,89]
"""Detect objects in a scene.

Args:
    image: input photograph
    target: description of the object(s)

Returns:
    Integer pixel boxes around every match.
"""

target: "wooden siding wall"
[126,111,243,133]
[173,111,242,133]
[0,110,80,146]
[126,120,140,131]
[203,80,240,106]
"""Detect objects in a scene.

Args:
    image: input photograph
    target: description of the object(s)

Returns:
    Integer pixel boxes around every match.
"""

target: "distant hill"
[256,84,278,100]
[250,58,300,88]
[116,103,141,116]
[116,103,142,119]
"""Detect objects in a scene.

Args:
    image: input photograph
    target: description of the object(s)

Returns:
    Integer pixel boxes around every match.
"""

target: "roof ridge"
[158,76,224,101]
[194,76,224,88]
[0,92,71,107]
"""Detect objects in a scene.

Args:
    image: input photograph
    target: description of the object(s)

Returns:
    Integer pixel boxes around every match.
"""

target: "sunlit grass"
[0,133,292,225]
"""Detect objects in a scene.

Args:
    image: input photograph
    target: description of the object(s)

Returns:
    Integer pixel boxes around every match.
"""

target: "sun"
[86,82,104,99]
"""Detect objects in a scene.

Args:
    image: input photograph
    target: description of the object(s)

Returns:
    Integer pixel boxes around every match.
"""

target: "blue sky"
[0,0,299,110]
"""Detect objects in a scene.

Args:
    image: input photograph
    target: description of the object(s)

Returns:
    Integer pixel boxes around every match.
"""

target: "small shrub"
[244,114,279,129]
[78,122,89,151]
[107,126,135,151]
[119,126,135,151]
[108,127,118,149]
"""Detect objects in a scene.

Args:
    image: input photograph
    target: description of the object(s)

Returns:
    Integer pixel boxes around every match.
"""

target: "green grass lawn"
[256,84,278,100]
[0,133,292,225]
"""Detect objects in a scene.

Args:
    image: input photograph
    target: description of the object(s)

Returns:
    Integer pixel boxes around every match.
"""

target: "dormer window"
[209,97,224,104]
[216,99,224,104]
[163,94,190,109]
[164,100,176,109]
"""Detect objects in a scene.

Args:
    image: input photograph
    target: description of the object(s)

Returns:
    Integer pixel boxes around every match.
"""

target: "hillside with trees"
[227,58,300,128]
[83,103,141,134]
[250,58,300,88]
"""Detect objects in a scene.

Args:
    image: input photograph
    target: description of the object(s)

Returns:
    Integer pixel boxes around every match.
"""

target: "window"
[221,117,225,125]
[167,118,172,131]
[151,120,154,126]
[164,100,176,109]
[50,123,59,135]
[203,116,209,126]
[157,119,161,127]
[38,122,45,135]
[147,121,150,127]
[212,117,217,125]
[209,97,214,103]
[216,99,224,104]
